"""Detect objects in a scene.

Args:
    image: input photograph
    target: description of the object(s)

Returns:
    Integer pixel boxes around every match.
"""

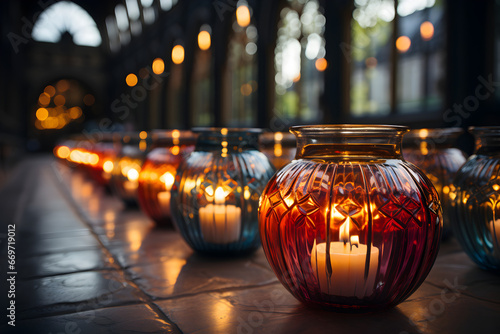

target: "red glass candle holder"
[138,130,196,227]
[259,125,442,310]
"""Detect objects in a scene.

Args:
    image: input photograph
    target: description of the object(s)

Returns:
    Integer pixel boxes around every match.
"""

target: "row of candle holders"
[54,125,500,311]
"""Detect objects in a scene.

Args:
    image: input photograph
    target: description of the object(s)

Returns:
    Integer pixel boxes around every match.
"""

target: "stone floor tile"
[18,249,114,279]
[155,283,434,334]
[2,304,180,334]
[128,252,279,299]
[16,270,144,319]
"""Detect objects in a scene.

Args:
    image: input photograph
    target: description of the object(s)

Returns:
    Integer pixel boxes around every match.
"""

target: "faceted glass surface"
[259,125,442,310]
[450,127,500,272]
[171,128,275,255]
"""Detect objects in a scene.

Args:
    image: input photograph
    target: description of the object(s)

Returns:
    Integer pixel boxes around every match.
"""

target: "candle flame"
[339,218,350,243]
[215,186,225,205]
[160,171,175,191]
[127,168,139,182]
[350,235,359,251]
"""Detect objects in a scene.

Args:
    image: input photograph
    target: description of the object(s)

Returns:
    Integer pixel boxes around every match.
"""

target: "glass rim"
[469,126,500,134]
[192,127,263,134]
[290,124,409,135]
[405,127,464,139]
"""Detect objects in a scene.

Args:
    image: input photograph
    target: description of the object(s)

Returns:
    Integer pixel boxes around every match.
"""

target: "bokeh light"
[152,58,165,74]
[396,36,411,53]
[172,45,185,64]
[126,73,138,86]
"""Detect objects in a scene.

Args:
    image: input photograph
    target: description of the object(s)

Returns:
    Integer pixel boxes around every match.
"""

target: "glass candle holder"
[87,133,120,186]
[138,130,196,227]
[403,128,467,239]
[259,125,442,310]
[450,127,500,272]
[171,128,275,255]
[110,133,151,206]
[260,131,297,169]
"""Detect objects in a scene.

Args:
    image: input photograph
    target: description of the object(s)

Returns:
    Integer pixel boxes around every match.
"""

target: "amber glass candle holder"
[450,127,500,272]
[260,131,297,169]
[138,130,196,227]
[403,128,467,239]
[171,128,275,255]
[110,133,151,206]
[259,125,442,310]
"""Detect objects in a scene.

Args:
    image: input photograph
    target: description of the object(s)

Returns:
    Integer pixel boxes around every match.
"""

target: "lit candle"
[123,168,139,196]
[157,171,175,216]
[311,217,379,298]
[199,186,241,244]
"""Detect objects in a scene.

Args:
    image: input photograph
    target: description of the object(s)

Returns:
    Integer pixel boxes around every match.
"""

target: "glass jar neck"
[290,125,409,161]
[403,128,463,149]
[193,128,261,152]
[472,127,500,155]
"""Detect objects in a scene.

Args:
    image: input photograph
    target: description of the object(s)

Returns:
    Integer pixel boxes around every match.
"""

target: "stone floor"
[0,156,499,333]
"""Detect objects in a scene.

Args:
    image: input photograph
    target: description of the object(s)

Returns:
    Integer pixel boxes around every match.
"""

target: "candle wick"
[350,242,358,251]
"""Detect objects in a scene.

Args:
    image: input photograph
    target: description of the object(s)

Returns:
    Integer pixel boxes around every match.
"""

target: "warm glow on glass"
[172,129,180,138]
[236,5,251,27]
[172,45,185,64]
[103,160,114,173]
[274,132,283,141]
[126,73,138,87]
[56,146,70,159]
[220,128,228,135]
[36,108,49,121]
[152,58,165,74]
[198,30,211,50]
[420,21,434,41]
[139,131,148,139]
[315,58,328,72]
[396,36,411,53]
[39,93,51,106]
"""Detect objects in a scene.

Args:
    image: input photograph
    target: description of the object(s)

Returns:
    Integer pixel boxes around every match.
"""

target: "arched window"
[274,0,326,122]
[222,2,258,126]
[32,1,101,47]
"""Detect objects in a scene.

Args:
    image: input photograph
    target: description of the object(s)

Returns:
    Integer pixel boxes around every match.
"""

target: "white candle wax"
[311,219,379,298]
[157,191,171,216]
[199,187,241,244]
[158,172,175,216]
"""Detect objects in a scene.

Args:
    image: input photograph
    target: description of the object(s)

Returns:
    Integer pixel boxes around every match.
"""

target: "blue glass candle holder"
[450,127,500,272]
[171,128,275,255]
